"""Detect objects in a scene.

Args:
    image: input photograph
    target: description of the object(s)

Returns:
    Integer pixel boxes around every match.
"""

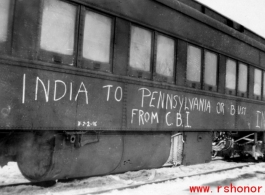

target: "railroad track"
[0,163,256,194]
[0,180,57,189]
[84,163,256,195]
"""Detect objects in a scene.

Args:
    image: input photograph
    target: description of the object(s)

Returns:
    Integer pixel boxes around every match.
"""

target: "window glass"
[238,63,248,93]
[187,45,201,82]
[0,0,10,42]
[40,0,76,55]
[263,72,265,99]
[155,35,174,77]
[254,68,262,96]
[225,59,236,90]
[83,11,112,63]
[204,51,217,86]
[129,26,152,71]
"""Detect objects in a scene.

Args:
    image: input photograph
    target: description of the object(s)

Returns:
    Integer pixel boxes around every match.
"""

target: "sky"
[195,0,265,39]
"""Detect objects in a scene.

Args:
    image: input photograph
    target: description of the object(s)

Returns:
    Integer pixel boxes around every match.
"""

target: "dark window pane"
[83,11,112,63]
[129,26,152,71]
[0,0,10,43]
[263,72,265,99]
[40,0,76,56]
[204,51,217,86]
[187,45,201,82]
[254,68,262,96]
[156,35,174,77]
[225,59,236,90]
[238,63,248,93]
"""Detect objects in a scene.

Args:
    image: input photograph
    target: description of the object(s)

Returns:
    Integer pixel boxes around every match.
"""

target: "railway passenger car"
[0,0,265,182]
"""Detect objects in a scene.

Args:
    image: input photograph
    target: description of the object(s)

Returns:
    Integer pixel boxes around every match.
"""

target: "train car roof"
[155,0,265,51]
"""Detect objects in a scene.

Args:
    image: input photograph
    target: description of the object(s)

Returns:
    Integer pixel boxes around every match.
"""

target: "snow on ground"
[0,160,265,195]
[0,162,27,184]
[104,162,265,195]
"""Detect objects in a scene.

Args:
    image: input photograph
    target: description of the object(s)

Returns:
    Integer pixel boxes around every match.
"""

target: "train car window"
[0,0,10,43]
[81,10,112,71]
[39,0,77,65]
[263,72,265,100]
[154,34,175,83]
[254,68,262,100]
[0,0,13,54]
[237,63,248,97]
[225,58,237,95]
[129,25,152,79]
[204,50,217,91]
[187,45,202,88]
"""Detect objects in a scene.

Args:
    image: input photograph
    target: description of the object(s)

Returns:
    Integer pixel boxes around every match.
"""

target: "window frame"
[78,7,114,72]
[153,32,176,83]
[37,0,80,66]
[128,24,154,80]
[237,62,248,98]
[186,43,203,89]
[0,0,15,55]
[225,57,237,96]
[203,49,218,92]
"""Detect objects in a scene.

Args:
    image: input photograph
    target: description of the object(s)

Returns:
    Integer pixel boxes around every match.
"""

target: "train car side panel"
[127,84,237,131]
[0,64,124,130]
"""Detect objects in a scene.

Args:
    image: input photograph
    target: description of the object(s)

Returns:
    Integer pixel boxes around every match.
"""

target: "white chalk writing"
[103,85,123,102]
[78,121,97,127]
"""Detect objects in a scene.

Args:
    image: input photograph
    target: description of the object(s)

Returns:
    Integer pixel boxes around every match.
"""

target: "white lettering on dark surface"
[22,74,265,130]
[138,88,211,114]
[26,76,90,104]
[103,85,123,102]
[78,121,97,127]
[69,82,73,101]
[35,77,50,102]
[131,109,159,125]
[230,105,236,115]
[22,74,26,104]
[115,86,123,102]
[75,82,88,104]
[185,111,191,128]
[238,106,247,115]
[54,80,67,101]
[166,112,173,126]
[21,74,126,128]
[216,102,225,115]
[133,88,214,128]
[256,111,265,129]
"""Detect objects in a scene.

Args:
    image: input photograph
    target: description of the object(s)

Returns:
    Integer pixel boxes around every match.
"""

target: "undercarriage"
[1,130,265,182]
[212,132,265,161]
